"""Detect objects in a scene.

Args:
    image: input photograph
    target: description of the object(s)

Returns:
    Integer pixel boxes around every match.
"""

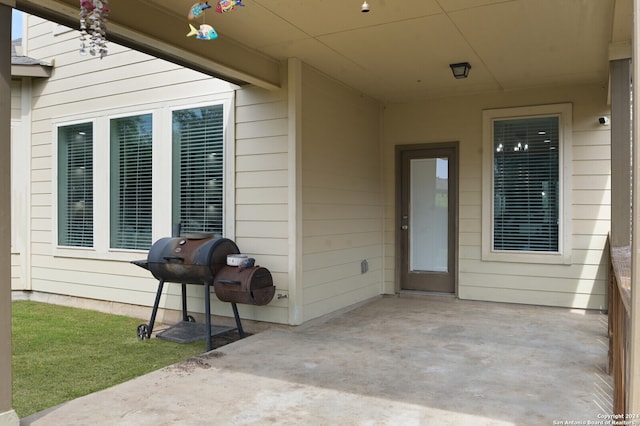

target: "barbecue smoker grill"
[132,234,275,351]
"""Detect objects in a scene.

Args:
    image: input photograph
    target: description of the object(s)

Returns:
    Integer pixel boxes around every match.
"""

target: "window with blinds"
[172,105,224,236]
[492,116,559,252]
[110,114,153,250]
[58,123,94,247]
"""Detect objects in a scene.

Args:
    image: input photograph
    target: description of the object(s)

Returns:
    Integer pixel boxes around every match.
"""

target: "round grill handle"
[163,256,184,262]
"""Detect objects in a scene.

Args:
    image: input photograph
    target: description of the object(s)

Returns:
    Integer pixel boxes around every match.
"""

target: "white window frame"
[105,110,156,253]
[162,99,236,244]
[53,118,97,254]
[52,93,235,261]
[481,103,572,265]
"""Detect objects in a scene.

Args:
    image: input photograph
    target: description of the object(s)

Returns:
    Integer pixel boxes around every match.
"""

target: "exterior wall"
[382,84,610,310]
[233,83,290,324]
[300,64,383,321]
[20,16,291,324]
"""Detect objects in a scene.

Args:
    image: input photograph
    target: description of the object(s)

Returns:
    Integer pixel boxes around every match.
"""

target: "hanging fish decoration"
[188,2,212,20]
[186,23,218,40]
[216,0,245,13]
[185,0,245,42]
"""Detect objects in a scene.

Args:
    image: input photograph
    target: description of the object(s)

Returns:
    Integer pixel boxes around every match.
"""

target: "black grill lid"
[142,237,240,284]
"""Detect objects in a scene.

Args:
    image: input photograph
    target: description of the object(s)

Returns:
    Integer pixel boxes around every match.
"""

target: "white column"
[0,4,18,426]
[287,58,303,325]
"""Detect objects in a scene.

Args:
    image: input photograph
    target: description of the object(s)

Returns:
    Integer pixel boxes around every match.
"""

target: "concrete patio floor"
[21,294,612,425]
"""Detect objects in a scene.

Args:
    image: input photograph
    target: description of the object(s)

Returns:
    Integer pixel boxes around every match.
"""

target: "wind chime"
[79,0,109,58]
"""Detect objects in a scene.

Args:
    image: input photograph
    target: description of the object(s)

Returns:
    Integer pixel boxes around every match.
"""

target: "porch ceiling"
[11,0,631,102]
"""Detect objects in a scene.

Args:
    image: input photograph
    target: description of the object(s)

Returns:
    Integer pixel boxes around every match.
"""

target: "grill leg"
[204,282,212,352]
[148,279,165,337]
[181,283,188,322]
[231,303,245,338]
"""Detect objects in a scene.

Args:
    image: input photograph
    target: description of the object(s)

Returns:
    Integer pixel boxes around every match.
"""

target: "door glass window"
[410,158,448,272]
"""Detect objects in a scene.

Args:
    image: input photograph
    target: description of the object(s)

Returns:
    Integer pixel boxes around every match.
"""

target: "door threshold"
[398,290,457,298]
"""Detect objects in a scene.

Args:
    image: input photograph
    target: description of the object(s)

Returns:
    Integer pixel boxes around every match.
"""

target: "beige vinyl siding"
[300,65,383,322]
[23,16,290,324]
[234,85,290,324]
[382,83,610,310]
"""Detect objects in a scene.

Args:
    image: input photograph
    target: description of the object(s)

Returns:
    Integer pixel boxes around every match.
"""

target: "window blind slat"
[58,123,94,247]
[110,114,153,250]
[172,105,224,236]
[493,116,559,252]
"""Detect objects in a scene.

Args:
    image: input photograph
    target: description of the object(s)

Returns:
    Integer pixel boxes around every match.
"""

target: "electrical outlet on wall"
[361,259,368,274]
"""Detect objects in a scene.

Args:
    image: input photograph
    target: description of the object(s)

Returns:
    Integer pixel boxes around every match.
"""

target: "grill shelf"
[156,321,236,344]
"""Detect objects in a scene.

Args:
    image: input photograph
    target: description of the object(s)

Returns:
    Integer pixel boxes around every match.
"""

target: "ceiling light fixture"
[361,1,370,13]
[449,62,471,79]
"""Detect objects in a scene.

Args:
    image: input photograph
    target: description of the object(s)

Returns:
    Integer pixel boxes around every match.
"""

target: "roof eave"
[11,63,52,78]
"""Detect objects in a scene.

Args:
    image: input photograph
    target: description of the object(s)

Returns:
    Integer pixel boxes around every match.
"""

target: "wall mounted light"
[361,1,370,12]
[449,62,471,79]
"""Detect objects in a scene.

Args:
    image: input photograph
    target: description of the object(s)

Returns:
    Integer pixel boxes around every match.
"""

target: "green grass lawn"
[12,300,206,418]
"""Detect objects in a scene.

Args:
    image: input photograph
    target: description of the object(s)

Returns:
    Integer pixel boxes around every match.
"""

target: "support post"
[630,0,640,414]
[0,4,19,425]
[610,59,632,248]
